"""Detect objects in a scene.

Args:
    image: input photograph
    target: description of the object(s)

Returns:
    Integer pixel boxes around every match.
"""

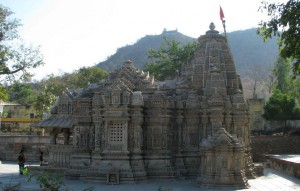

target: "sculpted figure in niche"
[90,127,95,147]
[95,125,101,146]
[62,104,67,113]
[104,92,111,104]
[122,91,130,104]
[134,131,142,150]
[75,135,80,146]
[112,93,120,105]
[210,63,218,71]
[81,134,87,146]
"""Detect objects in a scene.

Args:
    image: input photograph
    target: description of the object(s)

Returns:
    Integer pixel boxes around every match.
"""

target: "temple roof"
[31,116,73,128]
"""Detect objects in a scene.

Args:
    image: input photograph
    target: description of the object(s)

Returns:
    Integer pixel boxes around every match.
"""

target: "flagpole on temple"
[222,20,227,38]
[220,6,227,39]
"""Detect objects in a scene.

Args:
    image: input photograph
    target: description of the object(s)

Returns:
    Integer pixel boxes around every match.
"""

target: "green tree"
[73,66,108,88]
[258,0,300,76]
[40,67,108,96]
[0,5,44,82]
[273,57,292,92]
[0,85,9,101]
[34,85,56,118]
[290,77,300,104]
[272,56,300,102]
[40,74,69,96]
[9,83,36,106]
[263,90,300,132]
[144,37,197,81]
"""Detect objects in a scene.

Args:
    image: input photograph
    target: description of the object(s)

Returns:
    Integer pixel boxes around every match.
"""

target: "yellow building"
[0,103,40,133]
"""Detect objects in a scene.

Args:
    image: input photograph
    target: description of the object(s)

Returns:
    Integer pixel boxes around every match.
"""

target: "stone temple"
[33,23,256,189]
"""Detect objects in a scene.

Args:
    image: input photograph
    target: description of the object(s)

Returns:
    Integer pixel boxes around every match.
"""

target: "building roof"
[30,116,73,128]
[0,102,21,106]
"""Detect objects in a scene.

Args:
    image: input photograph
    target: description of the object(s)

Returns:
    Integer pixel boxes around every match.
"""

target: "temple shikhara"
[33,23,256,188]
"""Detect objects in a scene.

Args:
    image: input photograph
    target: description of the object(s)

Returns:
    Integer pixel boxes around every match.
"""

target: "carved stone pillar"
[131,109,143,152]
[201,111,208,139]
[175,101,187,176]
[94,123,102,151]
[129,91,146,180]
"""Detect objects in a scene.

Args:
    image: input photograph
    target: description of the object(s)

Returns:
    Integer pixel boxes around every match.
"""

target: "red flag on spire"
[220,6,225,21]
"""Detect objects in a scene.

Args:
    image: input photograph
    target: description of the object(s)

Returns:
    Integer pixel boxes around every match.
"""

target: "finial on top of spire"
[206,22,219,35]
[209,22,216,30]
[123,59,135,69]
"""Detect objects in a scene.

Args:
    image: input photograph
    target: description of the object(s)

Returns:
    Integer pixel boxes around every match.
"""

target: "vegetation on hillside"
[97,30,194,71]
[96,28,279,78]
[258,0,300,77]
[227,29,278,75]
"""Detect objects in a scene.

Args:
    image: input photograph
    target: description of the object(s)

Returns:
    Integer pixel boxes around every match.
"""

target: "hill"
[96,28,279,76]
[227,29,279,75]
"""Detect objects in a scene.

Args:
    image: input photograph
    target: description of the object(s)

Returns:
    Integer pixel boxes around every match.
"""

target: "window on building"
[109,123,124,143]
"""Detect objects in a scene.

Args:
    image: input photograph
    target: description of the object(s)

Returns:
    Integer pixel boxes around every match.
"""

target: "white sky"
[0,0,285,80]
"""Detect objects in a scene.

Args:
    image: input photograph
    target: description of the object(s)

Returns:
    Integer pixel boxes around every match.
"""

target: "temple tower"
[176,23,253,188]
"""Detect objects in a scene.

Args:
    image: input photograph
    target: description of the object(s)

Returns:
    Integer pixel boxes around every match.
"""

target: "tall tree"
[273,57,292,92]
[144,38,197,81]
[258,0,300,76]
[0,5,44,82]
[244,64,270,98]
[271,56,300,102]
[34,85,56,118]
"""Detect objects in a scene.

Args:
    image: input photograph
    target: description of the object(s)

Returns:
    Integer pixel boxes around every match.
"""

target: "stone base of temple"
[197,171,249,189]
[65,168,85,180]
[86,154,135,183]
[174,155,187,177]
[181,153,201,177]
[244,147,257,179]
[130,156,147,181]
[144,156,177,178]
[254,163,264,176]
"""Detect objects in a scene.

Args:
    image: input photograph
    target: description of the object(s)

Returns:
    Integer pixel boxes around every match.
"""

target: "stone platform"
[1,160,300,191]
[265,154,300,178]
